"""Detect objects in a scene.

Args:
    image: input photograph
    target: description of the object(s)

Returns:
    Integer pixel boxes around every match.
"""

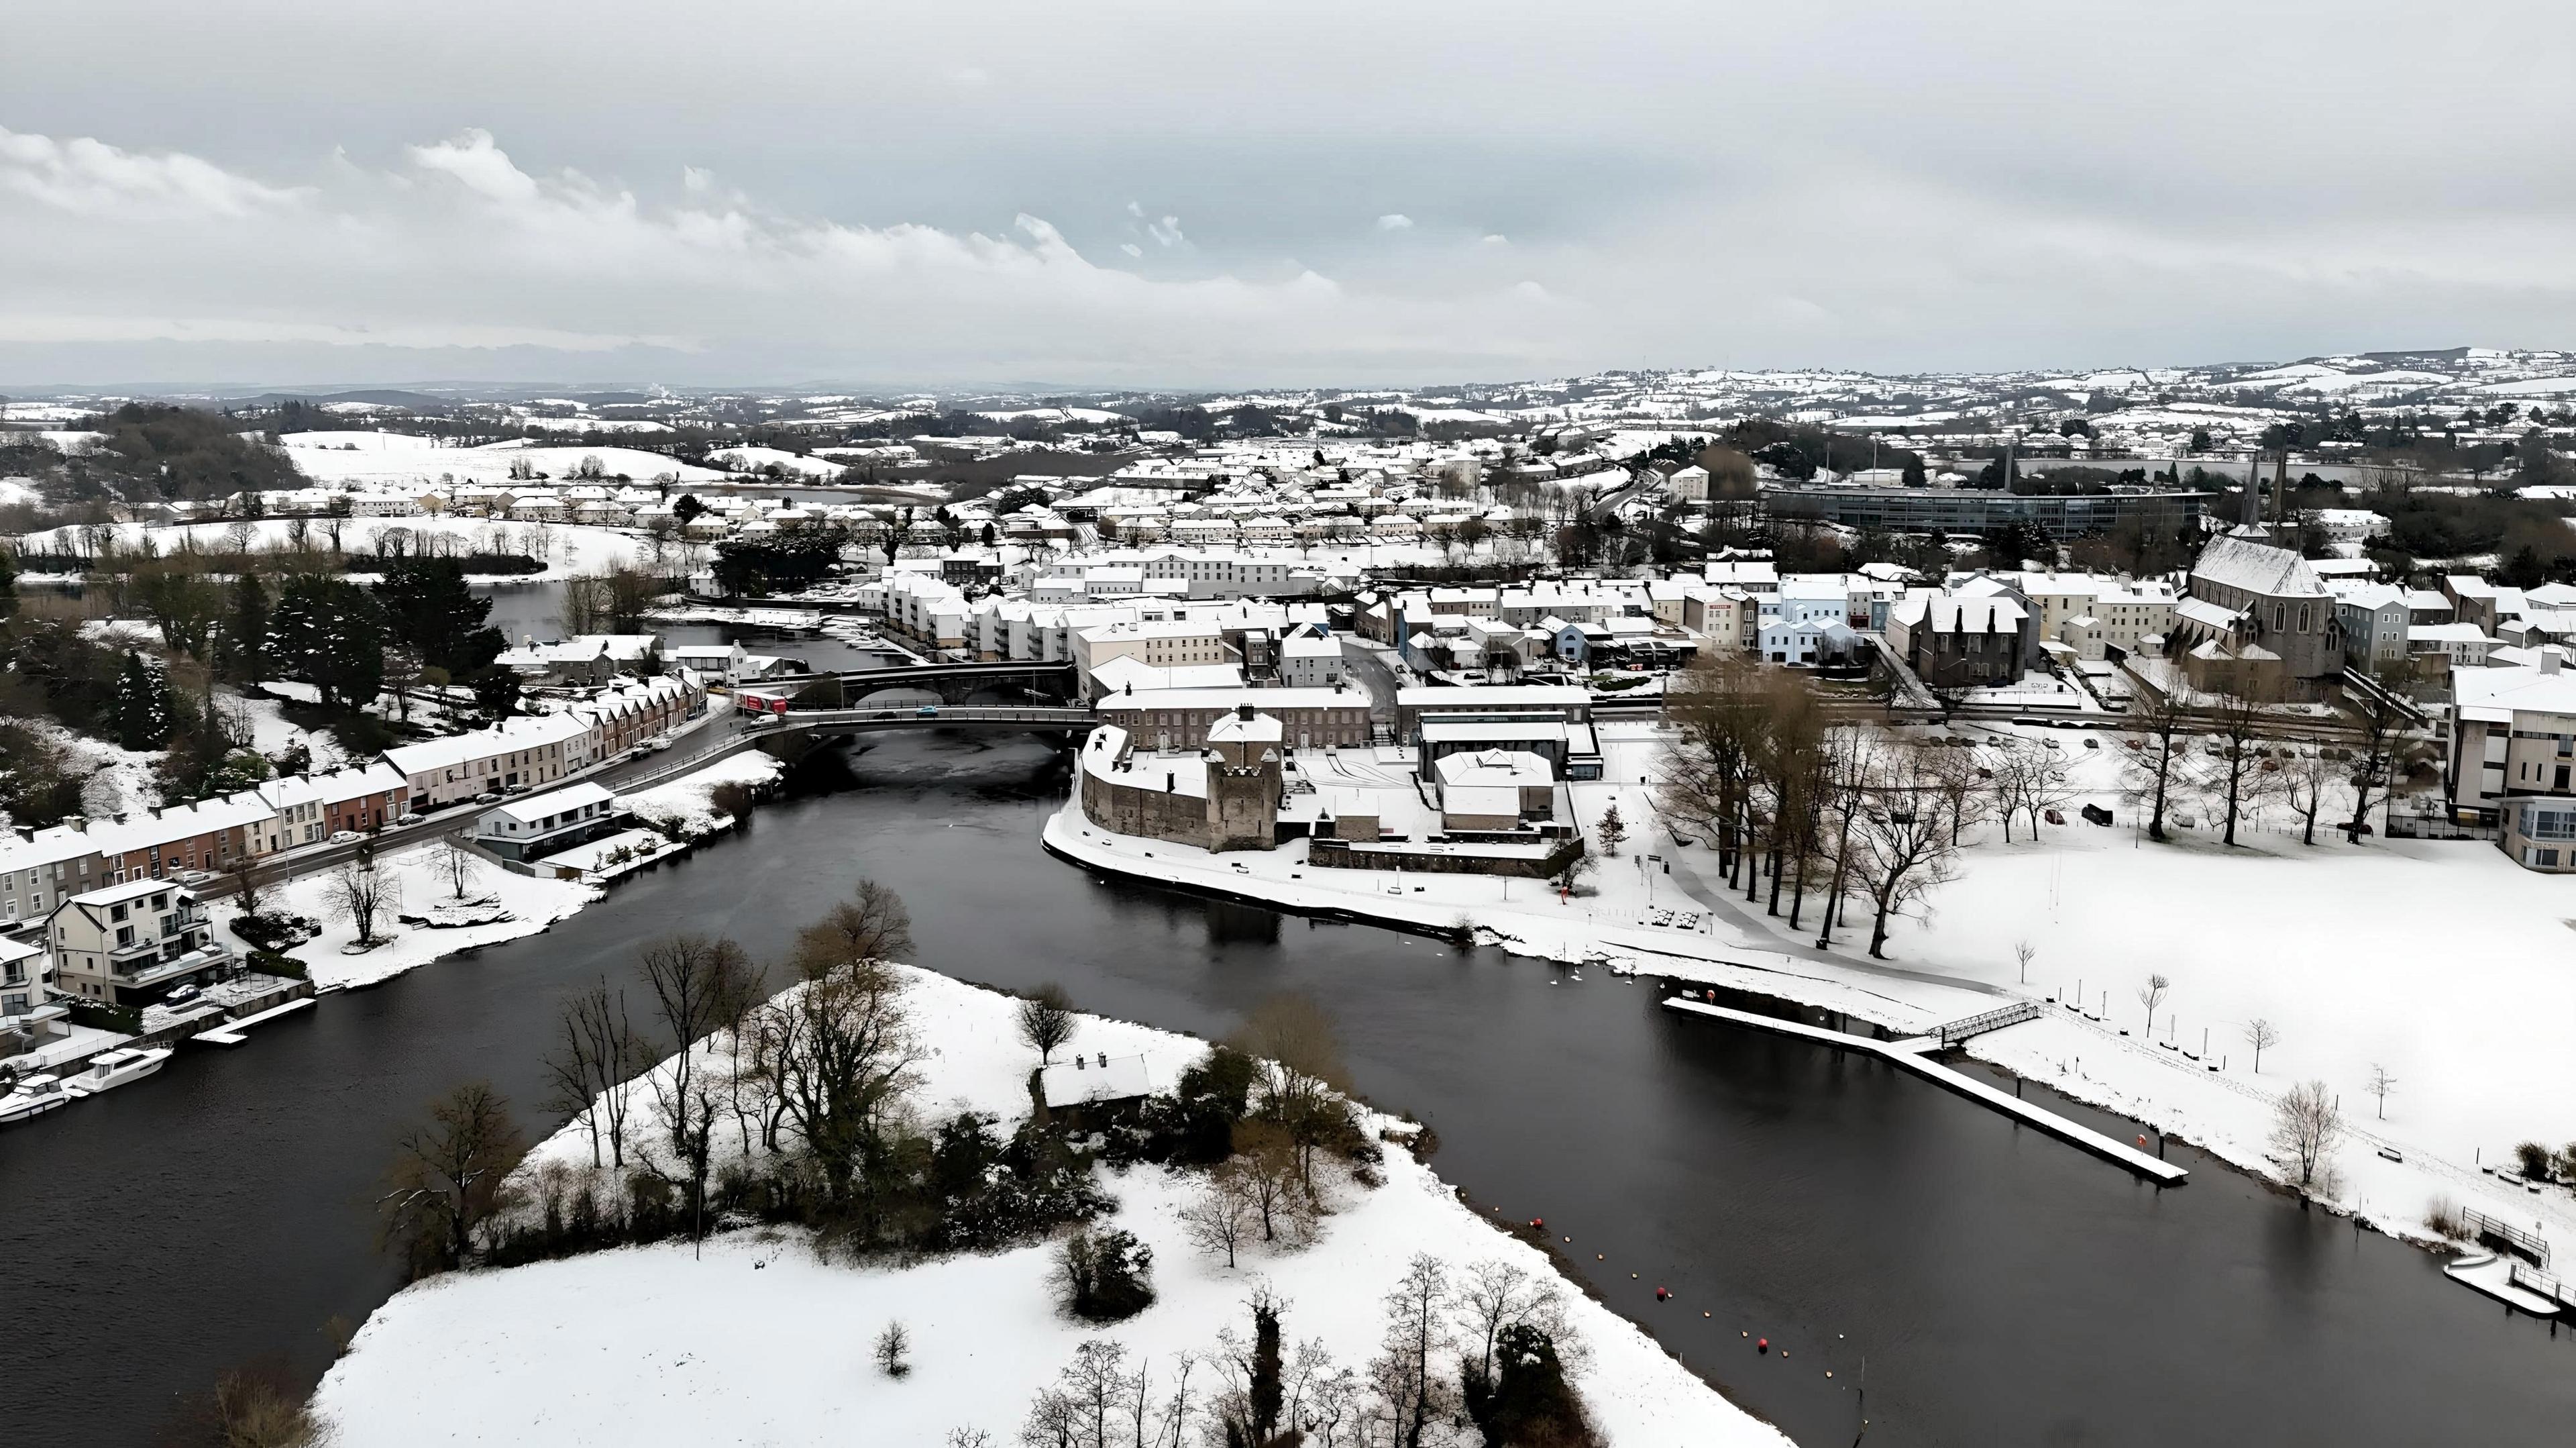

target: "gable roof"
[2192,535,2328,600]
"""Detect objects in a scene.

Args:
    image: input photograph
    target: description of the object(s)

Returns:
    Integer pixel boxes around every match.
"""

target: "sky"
[3,1,2572,393]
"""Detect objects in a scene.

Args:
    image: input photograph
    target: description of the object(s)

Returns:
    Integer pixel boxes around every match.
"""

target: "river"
[3,735,2570,1446]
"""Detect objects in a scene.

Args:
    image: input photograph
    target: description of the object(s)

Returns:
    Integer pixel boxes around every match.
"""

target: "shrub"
[66,1000,143,1034]
[249,947,308,980]
[2516,1141,2554,1180]
[2424,1194,2466,1240]
[1057,1226,1155,1322]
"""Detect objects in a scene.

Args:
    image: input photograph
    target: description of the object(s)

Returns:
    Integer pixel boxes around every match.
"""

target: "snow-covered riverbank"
[1048,721,2576,1272]
[212,752,784,992]
[311,968,1791,1447]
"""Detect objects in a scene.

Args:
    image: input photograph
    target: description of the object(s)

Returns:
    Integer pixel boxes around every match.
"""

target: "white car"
[329,830,363,843]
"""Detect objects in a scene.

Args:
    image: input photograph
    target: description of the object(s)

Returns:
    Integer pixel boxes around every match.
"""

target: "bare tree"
[1850,740,1962,960]
[2365,1063,2396,1121]
[1227,994,1353,1193]
[436,832,484,902]
[326,860,398,947]
[379,1080,525,1276]
[873,1321,912,1378]
[2269,1079,2343,1196]
[1988,736,2073,843]
[1177,1163,1260,1269]
[786,879,915,978]
[2136,974,2170,1037]
[542,978,645,1170]
[1454,1258,1583,1414]
[1367,1253,1454,1448]
[756,949,914,1231]
[1028,1339,1128,1448]
[1017,981,1077,1067]
[2341,659,2416,839]
[2196,683,2277,846]
[227,854,272,923]
[2244,1017,2280,1073]
[1234,1119,1314,1242]
[639,933,760,1246]
[2119,684,2196,841]
[2278,748,2337,846]
[2014,939,2037,985]
[1651,653,1768,884]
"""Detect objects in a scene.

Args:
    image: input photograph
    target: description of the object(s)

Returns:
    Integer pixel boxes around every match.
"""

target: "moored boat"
[62,1047,174,1098]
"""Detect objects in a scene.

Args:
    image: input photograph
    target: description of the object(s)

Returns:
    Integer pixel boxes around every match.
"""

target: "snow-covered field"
[272,431,729,488]
[1052,720,2576,1265]
[12,515,659,579]
[311,968,1787,1447]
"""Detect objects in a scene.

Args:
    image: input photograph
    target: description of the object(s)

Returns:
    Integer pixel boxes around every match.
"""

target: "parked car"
[394,812,419,826]
[174,870,215,886]
[639,737,672,754]
[329,830,362,843]
[162,984,203,1009]
[473,791,502,805]
[2083,737,2100,749]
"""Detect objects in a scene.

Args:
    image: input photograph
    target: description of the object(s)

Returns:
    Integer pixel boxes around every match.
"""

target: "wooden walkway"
[1660,996,2190,1184]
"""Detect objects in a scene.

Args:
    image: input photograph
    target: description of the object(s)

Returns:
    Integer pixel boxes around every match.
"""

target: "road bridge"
[756,660,1084,707]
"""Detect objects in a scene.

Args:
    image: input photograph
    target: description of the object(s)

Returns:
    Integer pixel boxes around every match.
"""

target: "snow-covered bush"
[1056,1226,1155,1322]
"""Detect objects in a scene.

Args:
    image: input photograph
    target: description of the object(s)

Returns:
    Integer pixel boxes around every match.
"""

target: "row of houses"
[0,673,706,931]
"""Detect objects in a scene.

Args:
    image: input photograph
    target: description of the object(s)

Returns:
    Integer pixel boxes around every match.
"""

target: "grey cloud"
[1,0,2571,389]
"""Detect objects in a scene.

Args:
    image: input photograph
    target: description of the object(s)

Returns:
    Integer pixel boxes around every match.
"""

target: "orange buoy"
[1655,1287,1670,1301]
[1757,1337,1769,1353]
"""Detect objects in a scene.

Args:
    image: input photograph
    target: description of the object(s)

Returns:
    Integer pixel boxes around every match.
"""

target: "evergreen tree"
[221,571,270,682]
[267,574,387,710]
[109,651,173,751]
[373,558,503,675]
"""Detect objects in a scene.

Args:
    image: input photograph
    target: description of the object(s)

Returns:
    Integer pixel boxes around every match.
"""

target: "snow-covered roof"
[1434,749,1552,787]
[2192,535,2328,599]
[1040,1052,1156,1108]
[482,781,616,825]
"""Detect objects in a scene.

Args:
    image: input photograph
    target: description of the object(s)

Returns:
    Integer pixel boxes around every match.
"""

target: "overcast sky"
[3,1,2571,393]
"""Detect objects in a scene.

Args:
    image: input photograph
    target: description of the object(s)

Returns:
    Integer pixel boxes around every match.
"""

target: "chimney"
[1238,702,1255,722]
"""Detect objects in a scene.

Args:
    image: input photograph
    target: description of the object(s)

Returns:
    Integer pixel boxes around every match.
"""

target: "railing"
[2463,1206,2551,1267]
[2508,1261,2575,1310]
[1935,1000,2043,1048]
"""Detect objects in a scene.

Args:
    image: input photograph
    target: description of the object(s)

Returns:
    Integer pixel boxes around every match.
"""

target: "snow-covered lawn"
[312,969,1786,1447]
[619,750,781,837]
[225,840,600,991]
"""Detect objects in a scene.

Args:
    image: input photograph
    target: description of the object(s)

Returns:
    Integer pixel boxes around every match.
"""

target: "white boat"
[62,1047,174,1098]
[0,1073,72,1123]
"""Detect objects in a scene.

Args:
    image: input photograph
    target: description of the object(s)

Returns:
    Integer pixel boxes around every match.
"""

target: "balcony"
[111,943,232,986]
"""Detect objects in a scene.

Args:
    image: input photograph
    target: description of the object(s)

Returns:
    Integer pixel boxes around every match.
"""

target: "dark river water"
[3,736,2571,1447]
